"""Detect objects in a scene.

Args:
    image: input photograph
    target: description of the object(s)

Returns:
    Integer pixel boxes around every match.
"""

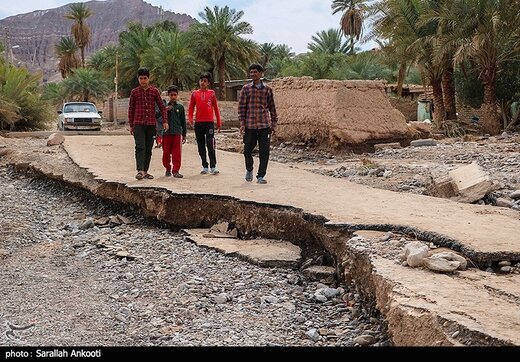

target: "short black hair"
[138,67,150,77]
[199,72,212,82]
[249,63,264,72]
[167,85,179,94]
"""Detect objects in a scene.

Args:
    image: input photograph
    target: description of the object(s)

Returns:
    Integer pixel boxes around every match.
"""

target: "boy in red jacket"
[188,72,222,175]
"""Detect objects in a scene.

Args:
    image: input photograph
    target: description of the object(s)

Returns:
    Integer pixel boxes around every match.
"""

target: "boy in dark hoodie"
[162,85,187,178]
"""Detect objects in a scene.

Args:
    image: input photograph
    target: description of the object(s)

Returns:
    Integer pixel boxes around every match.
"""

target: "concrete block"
[449,162,493,203]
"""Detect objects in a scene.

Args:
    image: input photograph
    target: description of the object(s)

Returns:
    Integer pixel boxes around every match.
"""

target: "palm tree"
[188,6,257,100]
[0,61,53,130]
[143,30,206,90]
[308,29,349,54]
[259,43,277,69]
[61,68,111,102]
[274,44,295,60]
[437,0,520,134]
[367,3,417,97]
[55,36,80,78]
[65,3,93,68]
[117,23,156,96]
[331,0,367,54]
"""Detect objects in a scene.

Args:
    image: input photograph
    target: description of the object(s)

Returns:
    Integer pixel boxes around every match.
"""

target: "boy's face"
[169,92,178,102]
[250,69,262,82]
[138,75,150,88]
[199,78,209,89]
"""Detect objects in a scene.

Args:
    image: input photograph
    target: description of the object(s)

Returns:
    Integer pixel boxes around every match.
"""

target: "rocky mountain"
[0,0,196,82]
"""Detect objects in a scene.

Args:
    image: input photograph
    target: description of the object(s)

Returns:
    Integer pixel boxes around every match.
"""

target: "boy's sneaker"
[210,167,219,175]
[172,172,184,178]
[257,176,267,184]
[200,168,209,174]
[165,170,172,177]
[245,171,253,182]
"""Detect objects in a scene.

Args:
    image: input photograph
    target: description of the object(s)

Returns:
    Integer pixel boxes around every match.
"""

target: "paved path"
[64,135,520,256]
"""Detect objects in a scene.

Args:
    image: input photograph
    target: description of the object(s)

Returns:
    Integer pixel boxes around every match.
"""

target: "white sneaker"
[200,168,209,174]
[210,167,219,175]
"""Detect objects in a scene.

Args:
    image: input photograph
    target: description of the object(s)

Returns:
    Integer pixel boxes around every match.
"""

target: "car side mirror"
[57,110,63,114]
[98,111,103,115]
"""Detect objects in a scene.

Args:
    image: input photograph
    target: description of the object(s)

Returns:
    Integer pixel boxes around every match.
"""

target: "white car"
[57,102,102,131]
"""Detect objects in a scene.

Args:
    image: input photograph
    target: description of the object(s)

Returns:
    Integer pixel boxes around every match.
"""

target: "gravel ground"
[265,134,520,207]
[0,166,389,347]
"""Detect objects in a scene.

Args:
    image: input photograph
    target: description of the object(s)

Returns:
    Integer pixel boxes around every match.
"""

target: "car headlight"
[64,118,74,123]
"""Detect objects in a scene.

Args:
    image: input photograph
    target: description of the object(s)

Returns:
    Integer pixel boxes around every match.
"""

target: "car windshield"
[64,104,96,113]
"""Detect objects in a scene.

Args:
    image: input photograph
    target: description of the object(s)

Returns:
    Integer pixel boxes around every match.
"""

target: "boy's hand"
[163,122,169,131]
[129,126,134,135]
[217,126,221,133]
[182,136,186,144]
[166,105,173,111]
[239,126,245,135]
[188,121,194,128]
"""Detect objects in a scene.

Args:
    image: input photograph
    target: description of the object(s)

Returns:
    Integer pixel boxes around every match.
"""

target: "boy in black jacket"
[162,86,187,178]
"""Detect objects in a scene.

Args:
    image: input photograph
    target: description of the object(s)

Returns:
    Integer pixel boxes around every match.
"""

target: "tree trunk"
[218,56,226,101]
[442,60,457,120]
[481,79,501,135]
[80,46,85,68]
[431,76,446,130]
[396,61,406,97]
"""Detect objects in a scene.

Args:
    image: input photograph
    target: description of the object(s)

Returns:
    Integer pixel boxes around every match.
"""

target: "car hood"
[63,112,101,119]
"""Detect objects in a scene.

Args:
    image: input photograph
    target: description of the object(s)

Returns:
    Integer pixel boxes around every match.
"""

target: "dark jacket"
[164,101,186,136]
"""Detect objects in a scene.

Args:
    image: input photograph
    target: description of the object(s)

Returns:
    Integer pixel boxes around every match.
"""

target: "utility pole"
[3,27,9,63]
[114,52,119,125]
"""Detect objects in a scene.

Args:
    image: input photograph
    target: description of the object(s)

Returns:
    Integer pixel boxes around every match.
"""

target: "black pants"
[194,123,216,168]
[243,127,271,178]
[133,124,156,172]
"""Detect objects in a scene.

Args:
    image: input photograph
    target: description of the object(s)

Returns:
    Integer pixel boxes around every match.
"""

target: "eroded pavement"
[1,134,519,346]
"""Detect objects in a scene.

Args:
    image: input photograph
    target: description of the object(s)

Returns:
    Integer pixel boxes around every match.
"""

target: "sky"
[0,0,377,54]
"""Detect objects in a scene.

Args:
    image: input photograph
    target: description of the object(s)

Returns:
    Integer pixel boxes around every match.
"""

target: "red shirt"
[128,85,167,128]
[188,89,222,128]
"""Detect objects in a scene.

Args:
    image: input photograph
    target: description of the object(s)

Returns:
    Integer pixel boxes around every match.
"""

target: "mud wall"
[270,77,412,151]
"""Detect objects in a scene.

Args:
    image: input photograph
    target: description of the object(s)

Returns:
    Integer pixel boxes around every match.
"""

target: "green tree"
[331,0,366,54]
[437,0,520,134]
[143,30,205,90]
[259,42,277,69]
[65,3,93,68]
[117,23,156,96]
[55,36,80,78]
[308,29,349,54]
[188,6,258,100]
[0,62,53,130]
[61,68,111,102]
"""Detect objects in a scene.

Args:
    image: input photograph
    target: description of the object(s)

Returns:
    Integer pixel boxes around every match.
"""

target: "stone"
[79,218,95,229]
[401,241,429,267]
[431,176,458,199]
[46,133,65,146]
[353,335,376,346]
[410,139,437,147]
[495,198,513,208]
[510,190,520,199]
[429,251,467,270]
[424,257,460,273]
[500,266,512,273]
[449,162,494,203]
[302,265,335,281]
[320,288,339,299]
[210,222,229,234]
[498,261,511,267]
[305,328,320,342]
